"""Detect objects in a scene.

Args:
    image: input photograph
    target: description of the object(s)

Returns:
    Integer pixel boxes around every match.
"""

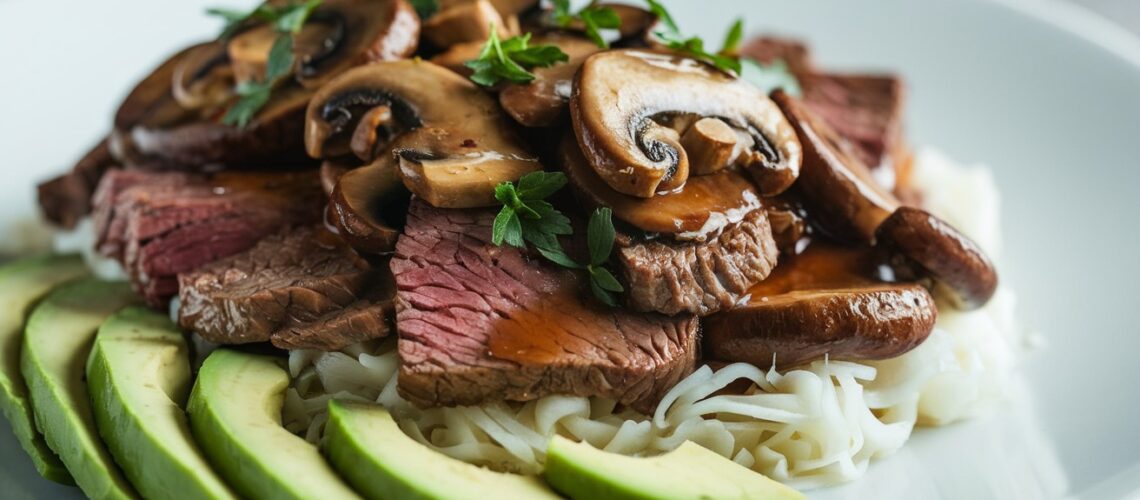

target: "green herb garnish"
[466,25,570,87]
[721,18,744,54]
[208,0,321,128]
[408,0,439,19]
[207,0,320,39]
[645,1,743,74]
[492,172,624,306]
[493,171,573,249]
[552,0,622,48]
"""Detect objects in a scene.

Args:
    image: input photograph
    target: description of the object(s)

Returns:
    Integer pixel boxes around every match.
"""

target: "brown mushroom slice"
[329,159,407,254]
[771,90,899,244]
[227,25,278,85]
[681,117,738,175]
[876,206,999,310]
[114,43,207,132]
[294,0,420,89]
[487,0,538,16]
[422,0,505,48]
[499,34,600,127]
[560,135,760,241]
[172,42,234,110]
[124,85,315,168]
[430,40,485,76]
[320,157,356,196]
[305,60,541,207]
[397,151,539,208]
[703,244,937,368]
[571,49,802,198]
[227,0,420,90]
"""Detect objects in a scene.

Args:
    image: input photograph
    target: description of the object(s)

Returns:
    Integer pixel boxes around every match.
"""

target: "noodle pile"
[278,149,1023,489]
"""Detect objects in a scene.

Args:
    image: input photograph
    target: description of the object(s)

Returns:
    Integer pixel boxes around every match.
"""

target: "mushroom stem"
[681,118,738,176]
[422,0,506,48]
[350,105,396,162]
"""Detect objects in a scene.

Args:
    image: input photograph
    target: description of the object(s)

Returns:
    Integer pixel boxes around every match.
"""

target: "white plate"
[2,0,1139,498]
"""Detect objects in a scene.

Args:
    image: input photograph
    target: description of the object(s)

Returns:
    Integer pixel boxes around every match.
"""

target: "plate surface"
[1,0,1139,498]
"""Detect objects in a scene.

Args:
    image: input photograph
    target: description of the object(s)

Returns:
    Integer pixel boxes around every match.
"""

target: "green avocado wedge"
[0,253,89,484]
[325,400,558,500]
[544,436,805,500]
[87,307,236,500]
[22,279,141,499]
[188,349,359,500]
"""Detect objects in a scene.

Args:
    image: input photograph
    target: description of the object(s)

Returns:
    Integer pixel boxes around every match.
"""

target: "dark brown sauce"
[487,281,600,366]
[747,242,882,299]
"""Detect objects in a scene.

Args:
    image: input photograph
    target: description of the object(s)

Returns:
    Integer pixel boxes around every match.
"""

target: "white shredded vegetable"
[281,149,1023,489]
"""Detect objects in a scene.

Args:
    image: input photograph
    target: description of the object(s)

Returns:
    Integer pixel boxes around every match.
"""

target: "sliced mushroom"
[122,86,315,168]
[294,0,420,89]
[499,34,600,127]
[703,244,937,368]
[560,135,760,241]
[765,195,810,254]
[487,0,538,17]
[114,43,206,132]
[771,90,899,243]
[228,0,419,89]
[681,117,738,175]
[227,25,278,85]
[422,0,506,48]
[320,157,355,196]
[876,206,999,310]
[543,3,657,45]
[430,40,486,76]
[329,159,407,254]
[305,60,542,208]
[172,42,234,110]
[570,50,802,198]
[772,91,999,309]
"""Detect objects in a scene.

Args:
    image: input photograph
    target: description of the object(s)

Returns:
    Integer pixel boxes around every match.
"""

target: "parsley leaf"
[490,174,623,306]
[646,2,743,74]
[274,0,321,33]
[645,0,679,36]
[742,58,802,97]
[721,18,744,54]
[408,0,439,19]
[211,0,322,128]
[466,26,569,87]
[492,172,571,246]
[552,0,622,48]
[587,207,616,266]
[207,5,274,39]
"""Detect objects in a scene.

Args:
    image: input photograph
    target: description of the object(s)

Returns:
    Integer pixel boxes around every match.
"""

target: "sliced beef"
[616,209,780,317]
[179,225,395,351]
[92,169,323,306]
[38,138,118,229]
[392,200,699,414]
[802,73,909,175]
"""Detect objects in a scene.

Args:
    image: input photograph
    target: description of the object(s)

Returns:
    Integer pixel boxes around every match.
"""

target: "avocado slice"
[187,349,359,500]
[544,436,805,500]
[0,254,89,484]
[324,400,558,500]
[21,278,141,499]
[87,306,237,500]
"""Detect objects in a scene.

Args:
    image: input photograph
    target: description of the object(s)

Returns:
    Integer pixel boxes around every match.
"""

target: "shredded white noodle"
[281,149,1024,489]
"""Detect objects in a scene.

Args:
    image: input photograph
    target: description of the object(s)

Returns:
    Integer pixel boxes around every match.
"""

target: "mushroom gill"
[570,49,802,198]
[305,59,542,211]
